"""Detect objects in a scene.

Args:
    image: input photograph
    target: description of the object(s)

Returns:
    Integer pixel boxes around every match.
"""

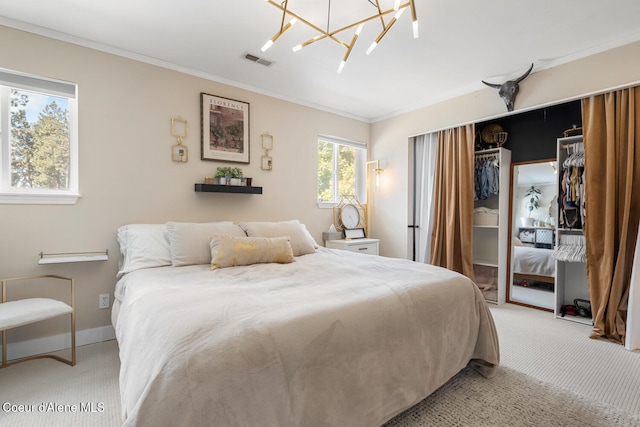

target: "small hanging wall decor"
[261,132,273,170]
[171,115,189,162]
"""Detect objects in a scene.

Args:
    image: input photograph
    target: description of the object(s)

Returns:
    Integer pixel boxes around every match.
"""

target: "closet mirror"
[507,159,557,311]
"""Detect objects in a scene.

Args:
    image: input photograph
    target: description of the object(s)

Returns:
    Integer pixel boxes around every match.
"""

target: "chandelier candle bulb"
[366,42,377,55]
[261,40,273,52]
[410,0,418,37]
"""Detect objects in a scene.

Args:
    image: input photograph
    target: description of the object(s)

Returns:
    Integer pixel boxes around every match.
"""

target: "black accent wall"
[475,100,582,163]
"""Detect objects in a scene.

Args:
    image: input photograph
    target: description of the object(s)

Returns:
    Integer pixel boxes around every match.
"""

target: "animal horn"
[481,80,502,89]
[514,63,534,84]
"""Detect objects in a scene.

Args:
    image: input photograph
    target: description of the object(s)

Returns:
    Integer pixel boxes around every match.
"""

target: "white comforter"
[513,246,556,277]
[115,248,499,427]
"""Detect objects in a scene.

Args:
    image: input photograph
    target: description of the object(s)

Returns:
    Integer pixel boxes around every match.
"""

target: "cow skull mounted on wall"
[482,63,534,112]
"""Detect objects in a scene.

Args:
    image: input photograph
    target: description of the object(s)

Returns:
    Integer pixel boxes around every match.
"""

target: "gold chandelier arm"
[279,0,289,32]
[373,0,386,29]
[265,0,348,48]
[325,3,410,37]
[301,5,405,50]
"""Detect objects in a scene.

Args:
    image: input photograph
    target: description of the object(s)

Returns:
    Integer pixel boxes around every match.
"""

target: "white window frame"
[0,68,79,204]
[317,134,367,208]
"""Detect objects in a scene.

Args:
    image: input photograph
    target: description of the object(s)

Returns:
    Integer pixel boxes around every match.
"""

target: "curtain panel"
[430,124,475,279]
[582,86,640,345]
[413,133,438,263]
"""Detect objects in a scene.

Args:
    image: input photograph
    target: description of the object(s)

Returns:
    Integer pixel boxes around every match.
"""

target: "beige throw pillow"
[237,220,316,256]
[167,221,247,266]
[209,236,294,270]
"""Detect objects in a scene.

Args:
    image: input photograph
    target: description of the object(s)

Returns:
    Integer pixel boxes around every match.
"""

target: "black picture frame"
[201,93,250,163]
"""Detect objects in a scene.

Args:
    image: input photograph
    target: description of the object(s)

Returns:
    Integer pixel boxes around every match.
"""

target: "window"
[0,69,78,204]
[317,135,366,205]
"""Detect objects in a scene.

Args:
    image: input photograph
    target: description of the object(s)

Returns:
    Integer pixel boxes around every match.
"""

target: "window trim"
[0,69,79,205]
[317,134,367,208]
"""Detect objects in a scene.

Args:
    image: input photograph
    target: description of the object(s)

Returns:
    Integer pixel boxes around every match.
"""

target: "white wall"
[0,25,369,341]
[370,41,640,258]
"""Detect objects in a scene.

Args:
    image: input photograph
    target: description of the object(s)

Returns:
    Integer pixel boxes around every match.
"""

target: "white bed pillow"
[237,220,316,256]
[167,221,247,266]
[209,235,294,270]
[117,224,171,276]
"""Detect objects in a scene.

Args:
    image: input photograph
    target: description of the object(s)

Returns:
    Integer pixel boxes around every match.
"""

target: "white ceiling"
[1,0,640,122]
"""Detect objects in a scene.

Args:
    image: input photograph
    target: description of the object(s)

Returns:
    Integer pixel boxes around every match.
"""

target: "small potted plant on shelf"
[521,186,541,226]
[214,167,244,185]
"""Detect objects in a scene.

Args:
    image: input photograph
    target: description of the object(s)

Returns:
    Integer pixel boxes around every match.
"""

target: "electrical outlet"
[99,293,110,309]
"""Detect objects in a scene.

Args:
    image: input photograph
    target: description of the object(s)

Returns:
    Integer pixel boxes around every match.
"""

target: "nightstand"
[325,238,380,256]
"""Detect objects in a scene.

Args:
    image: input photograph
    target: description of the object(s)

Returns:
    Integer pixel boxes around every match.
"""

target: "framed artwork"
[201,93,250,163]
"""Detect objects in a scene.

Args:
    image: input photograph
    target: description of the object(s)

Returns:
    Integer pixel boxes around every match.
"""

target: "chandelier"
[261,0,418,73]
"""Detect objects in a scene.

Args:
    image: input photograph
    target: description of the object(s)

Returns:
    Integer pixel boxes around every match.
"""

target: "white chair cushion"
[0,298,73,330]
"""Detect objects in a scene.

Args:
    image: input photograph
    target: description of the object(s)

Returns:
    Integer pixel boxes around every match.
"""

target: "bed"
[113,221,499,427]
[512,245,556,285]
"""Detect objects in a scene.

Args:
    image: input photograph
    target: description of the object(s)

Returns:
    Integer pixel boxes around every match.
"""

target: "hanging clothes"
[558,143,585,230]
[474,153,500,200]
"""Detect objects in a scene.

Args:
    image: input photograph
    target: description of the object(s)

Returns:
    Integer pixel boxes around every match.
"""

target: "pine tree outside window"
[0,69,78,204]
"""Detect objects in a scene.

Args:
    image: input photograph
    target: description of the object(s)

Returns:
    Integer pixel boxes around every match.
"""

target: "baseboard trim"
[2,325,116,361]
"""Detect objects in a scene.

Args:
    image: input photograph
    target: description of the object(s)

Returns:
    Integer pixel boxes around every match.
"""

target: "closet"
[555,135,590,324]
[473,148,511,304]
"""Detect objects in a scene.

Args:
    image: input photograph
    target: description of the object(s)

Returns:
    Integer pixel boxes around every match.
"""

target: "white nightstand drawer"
[346,242,377,254]
[325,239,380,256]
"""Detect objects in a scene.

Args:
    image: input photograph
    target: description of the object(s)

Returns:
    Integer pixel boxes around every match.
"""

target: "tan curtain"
[582,86,640,345]
[430,124,475,279]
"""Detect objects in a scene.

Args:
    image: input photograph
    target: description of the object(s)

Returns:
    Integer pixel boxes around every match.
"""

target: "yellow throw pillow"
[209,235,294,270]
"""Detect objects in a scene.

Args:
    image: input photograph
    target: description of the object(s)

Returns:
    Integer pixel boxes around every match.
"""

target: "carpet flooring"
[1,303,639,426]
[386,365,640,427]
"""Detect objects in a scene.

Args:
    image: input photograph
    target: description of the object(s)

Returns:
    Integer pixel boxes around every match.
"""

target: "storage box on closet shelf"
[474,207,499,226]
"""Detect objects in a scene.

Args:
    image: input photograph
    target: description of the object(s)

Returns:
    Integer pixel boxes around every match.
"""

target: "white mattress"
[114,248,499,426]
[513,246,556,277]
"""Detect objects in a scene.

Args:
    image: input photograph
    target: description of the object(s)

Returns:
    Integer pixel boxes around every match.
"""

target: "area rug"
[384,365,640,426]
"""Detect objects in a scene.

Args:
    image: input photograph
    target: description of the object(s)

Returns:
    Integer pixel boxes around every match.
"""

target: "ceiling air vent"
[243,53,274,67]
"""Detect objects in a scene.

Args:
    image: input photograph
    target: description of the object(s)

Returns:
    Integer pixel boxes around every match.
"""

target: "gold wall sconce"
[171,116,189,162]
[367,160,384,192]
[261,133,273,170]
